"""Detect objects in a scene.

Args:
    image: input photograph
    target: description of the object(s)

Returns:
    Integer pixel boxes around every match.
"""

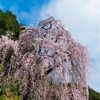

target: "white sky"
[40,0,100,92]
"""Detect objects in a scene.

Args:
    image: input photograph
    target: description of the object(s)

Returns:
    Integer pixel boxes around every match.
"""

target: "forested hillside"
[0,9,25,41]
[89,86,100,100]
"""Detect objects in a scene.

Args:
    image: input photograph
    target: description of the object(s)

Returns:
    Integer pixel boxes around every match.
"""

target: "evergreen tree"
[0,9,25,41]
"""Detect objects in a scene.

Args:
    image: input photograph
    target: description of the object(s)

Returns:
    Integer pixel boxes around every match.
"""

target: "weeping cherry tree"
[0,15,92,100]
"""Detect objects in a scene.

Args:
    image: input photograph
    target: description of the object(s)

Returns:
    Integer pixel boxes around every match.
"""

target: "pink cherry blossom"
[0,15,92,100]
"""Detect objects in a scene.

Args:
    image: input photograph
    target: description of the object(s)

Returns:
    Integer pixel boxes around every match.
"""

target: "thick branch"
[41,21,52,30]
[45,67,53,75]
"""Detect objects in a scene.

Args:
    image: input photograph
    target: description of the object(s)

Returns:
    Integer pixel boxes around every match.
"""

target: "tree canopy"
[0,15,92,100]
[0,9,25,41]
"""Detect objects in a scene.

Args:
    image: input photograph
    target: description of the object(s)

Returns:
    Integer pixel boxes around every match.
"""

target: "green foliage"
[0,9,25,41]
[0,94,20,100]
[67,83,71,88]
[89,87,100,100]
[10,79,19,95]
[0,76,20,100]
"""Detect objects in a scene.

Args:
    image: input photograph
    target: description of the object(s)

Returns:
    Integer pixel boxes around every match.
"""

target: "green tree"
[0,9,25,41]
[89,87,100,100]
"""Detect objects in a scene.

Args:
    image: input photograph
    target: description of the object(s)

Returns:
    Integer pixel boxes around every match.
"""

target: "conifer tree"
[0,9,25,41]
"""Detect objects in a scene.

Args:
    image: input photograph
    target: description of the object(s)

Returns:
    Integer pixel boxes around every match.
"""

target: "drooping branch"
[41,21,52,30]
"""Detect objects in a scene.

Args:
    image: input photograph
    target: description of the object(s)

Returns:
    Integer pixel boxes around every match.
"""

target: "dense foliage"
[0,9,25,41]
[0,13,92,100]
[89,86,100,100]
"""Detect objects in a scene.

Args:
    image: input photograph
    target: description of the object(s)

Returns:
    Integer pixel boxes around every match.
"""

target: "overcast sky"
[0,0,100,93]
